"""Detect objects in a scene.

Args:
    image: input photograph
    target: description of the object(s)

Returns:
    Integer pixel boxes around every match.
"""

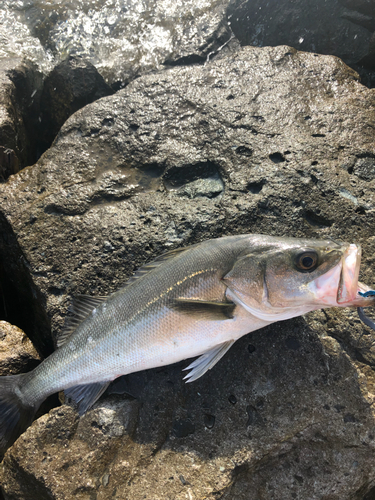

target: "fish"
[0,233,374,455]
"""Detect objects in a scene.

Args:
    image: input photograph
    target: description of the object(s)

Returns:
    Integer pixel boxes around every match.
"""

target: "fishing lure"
[358,290,375,330]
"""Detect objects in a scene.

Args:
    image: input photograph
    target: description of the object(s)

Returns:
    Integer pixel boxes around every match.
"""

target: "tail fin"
[0,373,38,456]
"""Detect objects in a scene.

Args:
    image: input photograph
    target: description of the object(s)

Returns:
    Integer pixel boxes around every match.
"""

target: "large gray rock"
[1,45,375,498]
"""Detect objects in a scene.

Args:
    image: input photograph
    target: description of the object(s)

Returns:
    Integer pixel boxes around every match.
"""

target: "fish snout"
[337,244,361,305]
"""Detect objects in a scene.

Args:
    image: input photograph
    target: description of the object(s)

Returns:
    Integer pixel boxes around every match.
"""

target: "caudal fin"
[0,373,38,456]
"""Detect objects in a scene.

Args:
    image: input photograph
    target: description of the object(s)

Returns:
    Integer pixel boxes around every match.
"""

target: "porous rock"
[0,321,40,376]
[1,45,375,498]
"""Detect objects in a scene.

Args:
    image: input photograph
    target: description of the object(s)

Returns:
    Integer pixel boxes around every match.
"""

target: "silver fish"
[0,234,374,454]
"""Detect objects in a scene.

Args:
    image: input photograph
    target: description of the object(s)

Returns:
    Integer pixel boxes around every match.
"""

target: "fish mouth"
[337,244,361,305]
[310,244,361,307]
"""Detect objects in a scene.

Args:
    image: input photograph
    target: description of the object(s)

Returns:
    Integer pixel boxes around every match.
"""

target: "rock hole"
[311,133,326,138]
[129,123,139,132]
[235,146,253,157]
[163,161,224,199]
[247,180,265,194]
[302,210,332,228]
[269,152,285,163]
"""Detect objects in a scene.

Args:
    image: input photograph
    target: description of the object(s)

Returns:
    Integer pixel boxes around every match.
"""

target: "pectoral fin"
[64,381,110,415]
[170,299,235,320]
[183,340,235,383]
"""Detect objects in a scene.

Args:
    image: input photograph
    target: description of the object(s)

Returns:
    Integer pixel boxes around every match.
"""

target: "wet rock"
[2,0,234,86]
[1,45,374,352]
[228,0,372,66]
[0,321,40,376]
[1,45,375,498]
[38,57,114,156]
[0,59,43,179]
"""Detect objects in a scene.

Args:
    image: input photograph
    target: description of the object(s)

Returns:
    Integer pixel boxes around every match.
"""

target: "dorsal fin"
[123,246,193,287]
[57,295,106,348]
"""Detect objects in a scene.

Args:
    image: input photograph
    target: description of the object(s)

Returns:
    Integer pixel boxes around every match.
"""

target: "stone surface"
[228,0,373,66]
[1,45,375,498]
[1,0,233,86]
[38,57,114,156]
[0,58,43,178]
[0,321,40,376]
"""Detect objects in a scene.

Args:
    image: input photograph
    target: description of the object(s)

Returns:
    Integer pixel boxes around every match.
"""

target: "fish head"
[223,235,363,321]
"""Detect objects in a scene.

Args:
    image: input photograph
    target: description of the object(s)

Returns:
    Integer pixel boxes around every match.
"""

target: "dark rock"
[227,0,372,66]
[0,147,19,182]
[0,59,43,178]
[1,45,375,498]
[38,57,114,156]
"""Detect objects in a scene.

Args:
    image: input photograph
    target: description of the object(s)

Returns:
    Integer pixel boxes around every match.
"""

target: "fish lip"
[307,244,361,307]
[336,244,361,305]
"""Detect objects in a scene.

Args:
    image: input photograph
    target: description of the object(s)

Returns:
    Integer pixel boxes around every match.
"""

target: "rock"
[227,0,372,66]
[1,398,139,500]
[38,57,114,156]
[2,0,233,86]
[0,321,40,376]
[1,45,374,351]
[0,59,43,179]
[2,319,375,499]
[1,45,375,498]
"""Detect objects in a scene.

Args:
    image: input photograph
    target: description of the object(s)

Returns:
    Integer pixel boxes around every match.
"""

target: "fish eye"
[294,250,318,272]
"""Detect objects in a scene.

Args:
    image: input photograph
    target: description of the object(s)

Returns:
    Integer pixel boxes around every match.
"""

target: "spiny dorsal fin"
[170,298,236,320]
[124,246,193,287]
[57,295,106,348]
[183,340,235,383]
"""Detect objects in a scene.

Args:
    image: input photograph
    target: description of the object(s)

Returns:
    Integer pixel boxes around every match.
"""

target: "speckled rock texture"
[0,321,40,376]
[1,45,375,499]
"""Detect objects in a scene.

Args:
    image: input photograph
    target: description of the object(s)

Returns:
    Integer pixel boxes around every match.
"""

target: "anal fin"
[183,340,235,383]
[64,381,110,415]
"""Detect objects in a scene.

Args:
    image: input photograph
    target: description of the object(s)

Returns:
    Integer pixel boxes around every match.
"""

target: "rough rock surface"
[38,57,114,156]
[0,59,42,179]
[228,0,373,66]
[0,321,40,376]
[1,45,375,498]
[2,0,233,86]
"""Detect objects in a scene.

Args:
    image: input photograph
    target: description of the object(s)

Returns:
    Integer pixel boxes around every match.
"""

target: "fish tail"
[0,373,39,456]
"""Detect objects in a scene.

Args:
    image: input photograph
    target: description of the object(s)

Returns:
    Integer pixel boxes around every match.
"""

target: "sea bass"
[0,234,374,454]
